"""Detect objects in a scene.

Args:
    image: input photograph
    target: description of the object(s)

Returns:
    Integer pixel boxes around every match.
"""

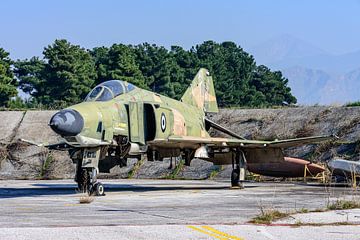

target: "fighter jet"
[48,68,331,195]
[328,159,360,181]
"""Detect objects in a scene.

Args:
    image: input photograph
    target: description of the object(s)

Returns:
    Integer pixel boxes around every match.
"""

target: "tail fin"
[181,68,218,113]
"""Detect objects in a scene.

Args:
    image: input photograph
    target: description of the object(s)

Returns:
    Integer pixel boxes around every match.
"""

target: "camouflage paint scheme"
[69,69,215,145]
[48,68,331,193]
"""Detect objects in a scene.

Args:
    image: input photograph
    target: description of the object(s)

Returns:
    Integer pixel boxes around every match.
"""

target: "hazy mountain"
[282,67,331,104]
[249,34,360,104]
[320,68,360,104]
[283,66,360,105]
[249,34,327,65]
[270,50,360,74]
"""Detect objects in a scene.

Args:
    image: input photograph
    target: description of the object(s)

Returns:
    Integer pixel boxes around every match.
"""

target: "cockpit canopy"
[85,80,135,102]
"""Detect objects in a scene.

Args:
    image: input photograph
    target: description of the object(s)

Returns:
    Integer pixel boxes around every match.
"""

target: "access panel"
[129,102,145,145]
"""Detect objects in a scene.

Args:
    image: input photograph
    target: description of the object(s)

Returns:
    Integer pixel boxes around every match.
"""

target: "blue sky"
[1,0,360,59]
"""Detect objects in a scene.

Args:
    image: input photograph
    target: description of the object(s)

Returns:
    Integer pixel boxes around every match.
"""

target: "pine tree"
[15,39,96,107]
[0,48,17,107]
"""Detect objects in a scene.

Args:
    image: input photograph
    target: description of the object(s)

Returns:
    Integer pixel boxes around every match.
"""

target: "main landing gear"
[231,150,246,189]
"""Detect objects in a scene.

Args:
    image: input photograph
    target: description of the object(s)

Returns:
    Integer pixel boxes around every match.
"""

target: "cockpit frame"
[85,80,135,102]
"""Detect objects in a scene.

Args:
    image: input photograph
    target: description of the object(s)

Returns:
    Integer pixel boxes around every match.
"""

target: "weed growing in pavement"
[327,199,360,210]
[250,207,289,224]
[127,158,145,178]
[163,159,185,179]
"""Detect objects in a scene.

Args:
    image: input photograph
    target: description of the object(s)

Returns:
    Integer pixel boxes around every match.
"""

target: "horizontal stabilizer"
[205,118,246,140]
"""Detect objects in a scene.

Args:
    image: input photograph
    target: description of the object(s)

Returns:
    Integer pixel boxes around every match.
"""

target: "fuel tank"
[247,157,325,178]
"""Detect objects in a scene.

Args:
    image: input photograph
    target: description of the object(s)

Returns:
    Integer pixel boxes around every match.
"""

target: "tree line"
[0,39,296,109]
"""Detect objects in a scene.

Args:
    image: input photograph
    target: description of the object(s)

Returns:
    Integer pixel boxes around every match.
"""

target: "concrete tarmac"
[0,179,360,240]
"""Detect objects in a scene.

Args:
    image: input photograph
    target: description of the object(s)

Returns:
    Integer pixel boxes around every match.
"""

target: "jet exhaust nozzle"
[49,109,84,136]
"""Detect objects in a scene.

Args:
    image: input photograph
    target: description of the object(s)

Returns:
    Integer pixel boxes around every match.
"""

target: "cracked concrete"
[1,180,360,240]
[0,111,74,179]
[0,111,25,143]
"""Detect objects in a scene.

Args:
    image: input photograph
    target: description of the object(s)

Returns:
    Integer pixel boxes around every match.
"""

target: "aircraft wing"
[148,135,333,149]
[44,141,73,150]
[262,135,334,148]
[148,136,260,148]
[18,139,73,151]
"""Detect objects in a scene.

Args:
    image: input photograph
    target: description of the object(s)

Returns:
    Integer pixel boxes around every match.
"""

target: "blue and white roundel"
[161,113,166,132]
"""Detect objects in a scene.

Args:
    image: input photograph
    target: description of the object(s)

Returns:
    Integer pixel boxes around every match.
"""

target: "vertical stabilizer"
[181,68,218,113]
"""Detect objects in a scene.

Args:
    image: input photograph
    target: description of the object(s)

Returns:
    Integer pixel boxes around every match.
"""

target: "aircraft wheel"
[94,182,105,196]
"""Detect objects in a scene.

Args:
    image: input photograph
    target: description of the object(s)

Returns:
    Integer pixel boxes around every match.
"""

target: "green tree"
[251,65,297,106]
[91,46,109,84]
[91,41,296,106]
[195,41,296,107]
[134,43,184,98]
[15,57,46,99]
[0,48,17,107]
[15,39,96,107]
[92,44,146,88]
[195,41,256,106]
[170,46,200,99]
[15,39,296,109]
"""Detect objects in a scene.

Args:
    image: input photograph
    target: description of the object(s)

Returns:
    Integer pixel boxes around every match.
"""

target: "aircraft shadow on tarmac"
[0,182,258,199]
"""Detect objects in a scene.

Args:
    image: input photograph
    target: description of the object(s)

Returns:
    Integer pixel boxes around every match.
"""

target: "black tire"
[183,150,195,166]
[94,182,105,196]
[147,149,154,161]
[154,151,161,161]
[231,168,240,187]
[77,169,90,193]
[118,157,127,167]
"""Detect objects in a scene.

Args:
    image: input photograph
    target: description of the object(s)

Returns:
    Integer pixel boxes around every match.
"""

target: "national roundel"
[160,113,166,132]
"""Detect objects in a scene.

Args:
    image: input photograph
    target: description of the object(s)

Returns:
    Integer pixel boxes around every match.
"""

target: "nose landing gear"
[76,167,105,196]
[74,148,105,196]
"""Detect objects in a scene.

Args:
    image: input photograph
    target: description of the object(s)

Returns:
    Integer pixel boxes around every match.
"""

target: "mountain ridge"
[249,34,360,104]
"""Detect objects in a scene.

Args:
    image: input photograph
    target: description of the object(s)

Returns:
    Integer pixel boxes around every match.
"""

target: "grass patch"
[291,221,356,227]
[250,208,290,224]
[294,220,303,227]
[313,208,327,212]
[38,153,54,179]
[327,199,360,210]
[245,172,262,181]
[250,205,334,225]
[251,199,360,225]
[299,208,309,213]
[208,165,223,179]
[127,158,145,179]
[163,160,185,179]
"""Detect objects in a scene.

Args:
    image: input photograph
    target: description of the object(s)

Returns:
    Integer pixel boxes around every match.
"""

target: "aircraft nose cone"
[49,109,84,136]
